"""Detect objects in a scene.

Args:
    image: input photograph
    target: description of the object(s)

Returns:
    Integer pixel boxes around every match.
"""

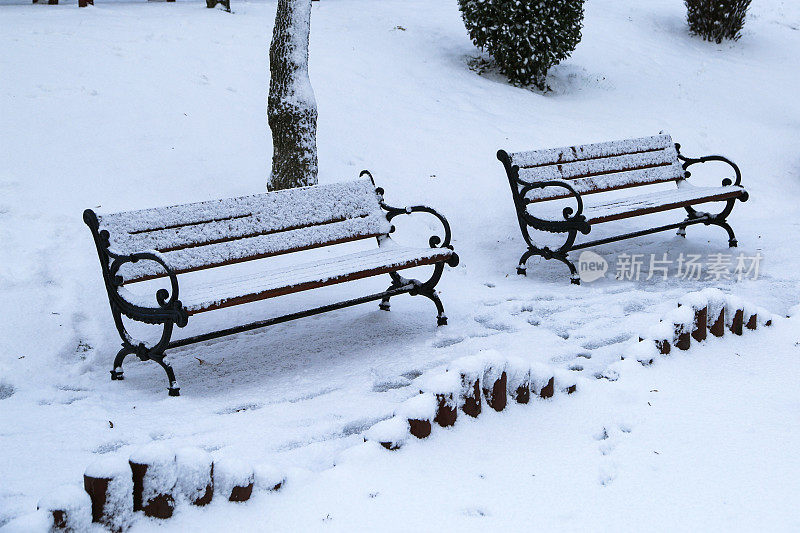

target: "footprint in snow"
[431,336,465,349]
[595,423,635,484]
[400,369,423,380]
[216,402,263,415]
[340,416,386,437]
[93,440,128,454]
[581,333,630,350]
[474,314,515,332]
[594,428,610,441]
[59,395,87,405]
[0,383,15,400]
[57,384,88,392]
[598,464,616,486]
[595,424,633,448]
[287,386,339,403]
[372,377,411,392]
[599,439,616,456]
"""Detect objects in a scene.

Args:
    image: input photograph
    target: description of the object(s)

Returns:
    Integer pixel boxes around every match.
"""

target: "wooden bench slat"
[533,185,745,224]
[99,178,384,253]
[520,161,686,202]
[117,214,390,282]
[583,185,744,223]
[518,146,679,182]
[509,134,673,168]
[117,214,378,254]
[167,246,455,314]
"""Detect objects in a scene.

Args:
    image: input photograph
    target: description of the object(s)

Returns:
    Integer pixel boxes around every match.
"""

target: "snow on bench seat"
[533,184,746,224]
[169,245,454,314]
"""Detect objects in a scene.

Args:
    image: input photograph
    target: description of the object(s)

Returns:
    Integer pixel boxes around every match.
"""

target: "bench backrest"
[93,178,391,283]
[507,134,685,203]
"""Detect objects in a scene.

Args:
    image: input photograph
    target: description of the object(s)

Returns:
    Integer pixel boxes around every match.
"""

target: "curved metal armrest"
[677,152,743,187]
[361,171,457,267]
[107,249,178,302]
[380,202,455,249]
[519,180,585,218]
[518,180,591,234]
[107,249,188,326]
[83,209,187,327]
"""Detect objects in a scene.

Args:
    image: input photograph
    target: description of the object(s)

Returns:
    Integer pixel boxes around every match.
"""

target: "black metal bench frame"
[497,140,748,284]
[84,172,458,396]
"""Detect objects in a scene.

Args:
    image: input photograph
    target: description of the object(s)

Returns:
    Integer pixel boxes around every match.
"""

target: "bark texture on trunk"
[267,0,318,191]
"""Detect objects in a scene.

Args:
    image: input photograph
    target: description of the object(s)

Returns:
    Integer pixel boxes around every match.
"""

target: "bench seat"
[536,184,746,224]
[172,245,455,314]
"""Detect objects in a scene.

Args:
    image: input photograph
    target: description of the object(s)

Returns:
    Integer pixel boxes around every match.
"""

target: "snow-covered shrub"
[685,0,751,43]
[457,0,585,90]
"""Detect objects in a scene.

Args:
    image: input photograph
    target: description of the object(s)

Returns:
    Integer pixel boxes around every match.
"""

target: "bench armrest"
[676,146,743,188]
[106,249,189,327]
[517,180,591,234]
[497,150,590,235]
[361,170,459,267]
[83,209,188,327]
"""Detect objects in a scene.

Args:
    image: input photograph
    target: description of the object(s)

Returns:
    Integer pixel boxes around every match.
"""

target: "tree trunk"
[267,0,318,191]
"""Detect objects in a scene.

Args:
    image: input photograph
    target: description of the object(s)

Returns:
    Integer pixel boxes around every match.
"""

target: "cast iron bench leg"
[151,353,181,397]
[110,345,134,381]
[419,287,448,326]
[379,272,405,311]
[518,248,580,284]
[709,219,738,247]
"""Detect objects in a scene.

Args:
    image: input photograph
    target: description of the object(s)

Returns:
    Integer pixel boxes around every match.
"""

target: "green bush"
[685,0,751,43]
[457,0,585,91]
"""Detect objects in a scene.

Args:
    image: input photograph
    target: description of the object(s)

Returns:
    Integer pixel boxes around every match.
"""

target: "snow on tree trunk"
[267,0,318,191]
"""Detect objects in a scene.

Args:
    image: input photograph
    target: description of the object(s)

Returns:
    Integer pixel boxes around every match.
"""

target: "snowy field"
[1,0,800,530]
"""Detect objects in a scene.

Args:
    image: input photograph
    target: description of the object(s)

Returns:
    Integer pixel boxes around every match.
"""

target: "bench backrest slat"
[96,178,391,282]
[520,161,685,202]
[508,134,685,203]
[510,134,674,168]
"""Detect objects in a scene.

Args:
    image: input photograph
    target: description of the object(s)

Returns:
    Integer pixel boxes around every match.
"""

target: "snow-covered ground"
[1,0,799,530]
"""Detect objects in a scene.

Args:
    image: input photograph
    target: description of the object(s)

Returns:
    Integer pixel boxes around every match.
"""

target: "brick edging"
[364,352,578,450]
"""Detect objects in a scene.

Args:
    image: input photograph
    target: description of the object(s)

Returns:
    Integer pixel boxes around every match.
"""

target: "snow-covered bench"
[83,173,459,396]
[497,134,748,283]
